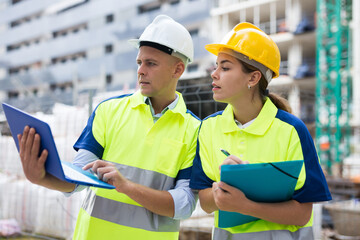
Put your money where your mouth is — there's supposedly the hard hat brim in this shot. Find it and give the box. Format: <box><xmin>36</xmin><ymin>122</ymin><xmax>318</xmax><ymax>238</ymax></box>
<box><xmin>128</xmin><ymin>39</ymin><xmax>141</xmax><ymax>48</ymax></box>
<box><xmin>205</xmin><ymin>43</ymin><xmax>279</xmax><ymax>78</ymax></box>
<box><xmin>128</xmin><ymin>39</ymin><xmax>193</xmax><ymax>64</ymax></box>
<box><xmin>129</xmin><ymin>38</ymin><xmax>175</xmax><ymax>52</ymax></box>
<box><xmin>205</xmin><ymin>43</ymin><xmax>225</xmax><ymax>57</ymax></box>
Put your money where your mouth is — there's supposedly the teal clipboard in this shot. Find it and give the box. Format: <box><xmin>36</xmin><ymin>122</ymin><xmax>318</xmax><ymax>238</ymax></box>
<box><xmin>219</xmin><ymin>160</ymin><xmax>304</xmax><ymax>228</ymax></box>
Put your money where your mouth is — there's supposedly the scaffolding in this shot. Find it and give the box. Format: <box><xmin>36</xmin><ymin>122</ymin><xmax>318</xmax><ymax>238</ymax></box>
<box><xmin>177</xmin><ymin>77</ymin><xmax>226</xmax><ymax>119</ymax></box>
<box><xmin>315</xmin><ymin>0</ymin><xmax>352</xmax><ymax>175</ymax></box>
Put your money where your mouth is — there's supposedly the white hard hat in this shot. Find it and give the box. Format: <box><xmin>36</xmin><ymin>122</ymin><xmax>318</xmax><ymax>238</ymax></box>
<box><xmin>129</xmin><ymin>15</ymin><xmax>194</xmax><ymax>65</ymax></box>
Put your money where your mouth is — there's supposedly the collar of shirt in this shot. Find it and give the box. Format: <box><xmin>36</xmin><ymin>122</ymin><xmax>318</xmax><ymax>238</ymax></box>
<box><xmin>235</xmin><ymin>118</ymin><xmax>256</xmax><ymax>129</ymax></box>
<box><xmin>221</xmin><ymin>97</ymin><xmax>277</xmax><ymax>135</ymax></box>
<box><xmin>144</xmin><ymin>94</ymin><xmax>179</xmax><ymax>122</ymax></box>
<box><xmin>129</xmin><ymin>91</ymin><xmax>188</xmax><ymax>120</ymax></box>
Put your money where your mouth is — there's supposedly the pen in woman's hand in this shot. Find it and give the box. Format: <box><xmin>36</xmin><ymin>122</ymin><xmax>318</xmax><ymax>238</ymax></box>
<box><xmin>220</xmin><ymin>148</ymin><xmax>230</xmax><ymax>157</ymax></box>
<box><xmin>220</xmin><ymin>149</ymin><xmax>247</xmax><ymax>165</ymax></box>
<box><xmin>218</xmin><ymin>149</ymin><xmax>231</xmax><ymax>193</ymax></box>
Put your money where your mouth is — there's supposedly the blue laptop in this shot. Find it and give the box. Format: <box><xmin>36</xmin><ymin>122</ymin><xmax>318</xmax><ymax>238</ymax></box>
<box><xmin>2</xmin><ymin>102</ymin><xmax>115</xmax><ymax>189</ymax></box>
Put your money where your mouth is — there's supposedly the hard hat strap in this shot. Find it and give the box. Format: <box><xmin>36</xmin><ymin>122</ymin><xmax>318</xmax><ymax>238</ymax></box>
<box><xmin>139</xmin><ymin>41</ymin><xmax>189</xmax><ymax>67</ymax></box>
<box><xmin>172</xmin><ymin>51</ymin><xmax>189</xmax><ymax>67</ymax></box>
<box><xmin>139</xmin><ymin>41</ymin><xmax>173</xmax><ymax>56</ymax></box>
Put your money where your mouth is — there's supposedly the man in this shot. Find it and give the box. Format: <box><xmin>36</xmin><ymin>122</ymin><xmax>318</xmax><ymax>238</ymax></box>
<box><xmin>18</xmin><ymin>15</ymin><xmax>200</xmax><ymax>239</ymax></box>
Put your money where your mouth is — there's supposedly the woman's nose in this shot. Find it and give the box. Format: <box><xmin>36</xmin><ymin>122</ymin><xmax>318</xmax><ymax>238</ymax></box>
<box><xmin>211</xmin><ymin>68</ymin><xmax>218</xmax><ymax>80</ymax></box>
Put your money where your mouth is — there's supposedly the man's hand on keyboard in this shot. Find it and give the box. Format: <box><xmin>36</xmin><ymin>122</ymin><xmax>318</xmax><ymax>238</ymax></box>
<box><xmin>83</xmin><ymin>160</ymin><xmax>129</xmax><ymax>193</ymax></box>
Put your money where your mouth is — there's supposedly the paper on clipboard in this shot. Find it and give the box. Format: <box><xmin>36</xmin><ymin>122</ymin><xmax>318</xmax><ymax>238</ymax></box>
<box><xmin>218</xmin><ymin>160</ymin><xmax>304</xmax><ymax>228</ymax></box>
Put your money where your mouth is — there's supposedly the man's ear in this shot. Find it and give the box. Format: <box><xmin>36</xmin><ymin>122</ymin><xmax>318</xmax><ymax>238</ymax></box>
<box><xmin>173</xmin><ymin>61</ymin><xmax>185</xmax><ymax>79</ymax></box>
<box><xmin>248</xmin><ymin>70</ymin><xmax>262</xmax><ymax>88</ymax></box>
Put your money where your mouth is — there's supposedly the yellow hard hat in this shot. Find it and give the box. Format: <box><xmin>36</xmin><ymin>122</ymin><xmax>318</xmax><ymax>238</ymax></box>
<box><xmin>205</xmin><ymin>22</ymin><xmax>280</xmax><ymax>79</ymax></box>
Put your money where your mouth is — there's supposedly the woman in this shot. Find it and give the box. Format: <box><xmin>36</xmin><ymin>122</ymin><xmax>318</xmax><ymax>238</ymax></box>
<box><xmin>190</xmin><ymin>22</ymin><xmax>332</xmax><ymax>240</ymax></box>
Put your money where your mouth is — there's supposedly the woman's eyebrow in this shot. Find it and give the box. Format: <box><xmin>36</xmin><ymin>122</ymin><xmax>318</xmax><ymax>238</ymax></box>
<box><xmin>219</xmin><ymin>59</ymin><xmax>233</xmax><ymax>65</ymax></box>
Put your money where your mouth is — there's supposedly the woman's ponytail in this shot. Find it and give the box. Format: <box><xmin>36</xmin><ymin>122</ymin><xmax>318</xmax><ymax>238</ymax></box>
<box><xmin>267</xmin><ymin>92</ymin><xmax>292</xmax><ymax>113</ymax></box>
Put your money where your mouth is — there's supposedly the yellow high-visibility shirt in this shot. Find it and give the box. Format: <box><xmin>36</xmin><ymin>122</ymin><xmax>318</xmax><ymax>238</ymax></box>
<box><xmin>73</xmin><ymin>90</ymin><xmax>200</xmax><ymax>240</ymax></box>
<box><xmin>190</xmin><ymin>98</ymin><xmax>331</xmax><ymax>239</ymax></box>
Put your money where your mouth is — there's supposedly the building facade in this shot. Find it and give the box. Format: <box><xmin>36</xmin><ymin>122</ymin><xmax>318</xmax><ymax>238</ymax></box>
<box><xmin>0</xmin><ymin>0</ymin><xmax>213</xmax><ymax>114</ymax></box>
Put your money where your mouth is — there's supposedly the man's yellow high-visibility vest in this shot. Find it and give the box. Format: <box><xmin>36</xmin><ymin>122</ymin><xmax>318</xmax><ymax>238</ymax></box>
<box><xmin>73</xmin><ymin>91</ymin><xmax>200</xmax><ymax>240</ymax></box>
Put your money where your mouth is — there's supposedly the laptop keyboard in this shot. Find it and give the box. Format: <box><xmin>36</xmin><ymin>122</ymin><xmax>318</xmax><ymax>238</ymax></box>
<box><xmin>62</xmin><ymin>163</ymin><xmax>99</xmax><ymax>185</ymax></box>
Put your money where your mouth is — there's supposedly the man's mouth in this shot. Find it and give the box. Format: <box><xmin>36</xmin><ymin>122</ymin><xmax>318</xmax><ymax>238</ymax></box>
<box><xmin>139</xmin><ymin>81</ymin><xmax>150</xmax><ymax>85</ymax></box>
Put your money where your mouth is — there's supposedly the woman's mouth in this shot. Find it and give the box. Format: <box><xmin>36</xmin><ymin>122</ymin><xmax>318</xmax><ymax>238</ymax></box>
<box><xmin>212</xmin><ymin>83</ymin><xmax>220</xmax><ymax>91</ymax></box>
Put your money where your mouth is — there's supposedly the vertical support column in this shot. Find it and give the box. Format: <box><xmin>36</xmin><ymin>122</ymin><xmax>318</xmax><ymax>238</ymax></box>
<box><xmin>290</xmin><ymin>0</ymin><xmax>301</xmax><ymax>32</ymax></box>
<box><xmin>221</xmin><ymin>14</ymin><xmax>229</xmax><ymax>40</ymax></box>
<box><xmin>270</xmin><ymin>2</ymin><xmax>277</xmax><ymax>35</ymax></box>
<box><xmin>352</xmin><ymin>0</ymin><xmax>360</xmax><ymax>126</ymax></box>
<box><xmin>288</xmin><ymin>84</ymin><xmax>301</xmax><ymax>117</ymax></box>
<box><xmin>285</xmin><ymin>0</ymin><xmax>292</xmax><ymax>32</ymax></box>
<box><xmin>212</xmin><ymin>15</ymin><xmax>221</xmax><ymax>42</ymax></box>
<box><xmin>288</xmin><ymin>41</ymin><xmax>302</xmax><ymax>78</ymax></box>
<box><xmin>253</xmin><ymin>5</ymin><xmax>259</xmax><ymax>27</ymax></box>
<box><xmin>240</xmin><ymin>8</ymin><xmax>246</xmax><ymax>23</ymax></box>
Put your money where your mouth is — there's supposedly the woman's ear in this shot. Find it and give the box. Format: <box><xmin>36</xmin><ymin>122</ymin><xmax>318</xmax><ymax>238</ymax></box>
<box><xmin>248</xmin><ymin>70</ymin><xmax>262</xmax><ymax>88</ymax></box>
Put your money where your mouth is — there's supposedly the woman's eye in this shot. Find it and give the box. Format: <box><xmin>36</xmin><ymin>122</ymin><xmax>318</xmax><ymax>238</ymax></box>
<box><xmin>222</xmin><ymin>67</ymin><xmax>229</xmax><ymax>71</ymax></box>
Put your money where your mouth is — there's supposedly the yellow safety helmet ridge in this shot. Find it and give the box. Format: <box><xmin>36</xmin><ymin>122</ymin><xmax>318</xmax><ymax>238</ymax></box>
<box><xmin>205</xmin><ymin>22</ymin><xmax>281</xmax><ymax>78</ymax></box>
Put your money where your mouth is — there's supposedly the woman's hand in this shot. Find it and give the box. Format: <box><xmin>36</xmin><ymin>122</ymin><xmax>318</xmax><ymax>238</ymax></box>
<box><xmin>212</xmin><ymin>181</ymin><xmax>251</xmax><ymax>214</ymax></box>
<box><xmin>219</xmin><ymin>154</ymin><xmax>248</xmax><ymax>172</ymax></box>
